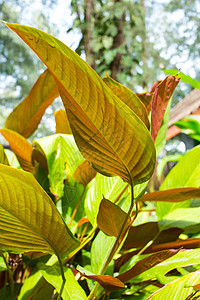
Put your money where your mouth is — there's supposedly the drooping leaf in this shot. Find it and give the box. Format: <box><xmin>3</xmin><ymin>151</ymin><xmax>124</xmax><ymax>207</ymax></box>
<box><xmin>33</xmin><ymin>134</ymin><xmax>84</xmax><ymax>198</ymax></box>
<box><xmin>102</xmin><ymin>73</ymin><xmax>149</xmax><ymax>128</ymax></box>
<box><xmin>73</xmin><ymin>160</ymin><xmax>97</xmax><ymax>187</ymax></box>
<box><xmin>5</xmin><ymin>22</ymin><xmax>156</xmax><ymax>185</ymax></box>
<box><xmin>97</xmin><ymin>198</ymin><xmax>130</xmax><ymax>237</ymax></box>
<box><xmin>117</xmin><ymin>249</ymin><xmax>180</xmax><ymax>284</ymax></box>
<box><xmin>31</xmin><ymin>145</ymin><xmax>49</xmax><ymax>174</ymax></box>
<box><xmin>77</xmin><ymin>265</ymin><xmax>125</xmax><ymax>291</ymax></box>
<box><xmin>5</xmin><ymin>69</ymin><xmax>59</xmax><ymax>138</ymax></box>
<box><xmin>38</xmin><ymin>263</ymin><xmax>87</xmax><ymax>300</ymax></box>
<box><xmin>0</xmin><ymin>128</ymin><xmax>34</xmax><ymax>172</ymax></box>
<box><xmin>164</xmin><ymin>69</ymin><xmax>200</xmax><ymax>89</ymax></box>
<box><xmin>151</xmin><ymin>75</ymin><xmax>179</xmax><ymax>142</ymax></box>
<box><xmin>139</xmin><ymin>187</ymin><xmax>200</xmax><ymax>203</ymax></box>
<box><xmin>148</xmin><ymin>271</ymin><xmax>200</xmax><ymax>300</ymax></box>
<box><xmin>54</xmin><ymin>109</ymin><xmax>72</xmax><ymax>134</ymax></box>
<box><xmin>0</xmin><ymin>144</ymin><xmax>9</xmax><ymax>165</ymax></box>
<box><xmin>159</xmin><ymin>207</ymin><xmax>200</xmax><ymax>234</ymax></box>
<box><xmin>156</xmin><ymin>145</ymin><xmax>200</xmax><ymax>219</ymax></box>
<box><xmin>0</xmin><ymin>164</ymin><xmax>79</xmax><ymax>257</ymax></box>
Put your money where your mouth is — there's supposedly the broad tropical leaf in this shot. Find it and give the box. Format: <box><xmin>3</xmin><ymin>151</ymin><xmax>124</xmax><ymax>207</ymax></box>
<box><xmin>139</xmin><ymin>187</ymin><xmax>200</xmax><ymax>203</ymax></box>
<box><xmin>0</xmin><ymin>128</ymin><xmax>34</xmax><ymax>172</ymax></box>
<box><xmin>0</xmin><ymin>144</ymin><xmax>9</xmax><ymax>165</ymax></box>
<box><xmin>38</xmin><ymin>263</ymin><xmax>87</xmax><ymax>300</ymax></box>
<box><xmin>33</xmin><ymin>134</ymin><xmax>84</xmax><ymax>198</ymax></box>
<box><xmin>54</xmin><ymin>109</ymin><xmax>72</xmax><ymax>134</ymax></box>
<box><xmin>129</xmin><ymin>249</ymin><xmax>200</xmax><ymax>283</ymax></box>
<box><xmin>148</xmin><ymin>271</ymin><xmax>200</xmax><ymax>300</ymax></box>
<box><xmin>5</xmin><ymin>69</ymin><xmax>59</xmax><ymax>138</ymax></box>
<box><xmin>156</xmin><ymin>145</ymin><xmax>200</xmax><ymax>219</ymax></box>
<box><xmin>102</xmin><ymin>73</ymin><xmax>149</xmax><ymax>128</ymax></box>
<box><xmin>117</xmin><ymin>249</ymin><xmax>180</xmax><ymax>283</ymax></box>
<box><xmin>5</xmin><ymin>22</ymin><xmax>156</xmax><ymax>185</ymax></box>
<box><xmin>97</xmin><ymin>198</ymin><xmax>130</xmax><ymax>237</ymax></box>
<box><xmin>151</xmin><ymin>75</ymin><xmax>179</xmax><ymax>142</ymax></box>
<box><xmin>0</xmin><ymin>164</ymin><xmax>79</xmax><ymax>257</ymax></box>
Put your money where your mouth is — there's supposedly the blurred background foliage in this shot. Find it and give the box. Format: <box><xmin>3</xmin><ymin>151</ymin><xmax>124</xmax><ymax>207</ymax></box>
<box><xmin>0</xmin><ymin>0</ymin><xmax>200</xmax><ymax>143</ymax></box>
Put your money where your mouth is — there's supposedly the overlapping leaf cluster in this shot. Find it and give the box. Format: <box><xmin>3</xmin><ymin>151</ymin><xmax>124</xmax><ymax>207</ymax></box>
<box><xmin>0</xmin><ymin>22</ymin><xmax>200</xmax><ymax>299</ymax></box>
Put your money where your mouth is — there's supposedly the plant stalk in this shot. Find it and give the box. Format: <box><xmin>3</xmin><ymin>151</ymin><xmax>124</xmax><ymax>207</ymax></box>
<box><xmin>88</xmin><ymin>177</ymin><xmax>135</xmax><ymax>299</ymax></box>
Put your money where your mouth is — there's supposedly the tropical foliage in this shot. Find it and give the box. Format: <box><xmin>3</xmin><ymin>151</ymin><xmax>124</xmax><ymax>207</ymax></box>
<box><xmin>1</xmin><ymin>22</ymin><xmax>200</xmax><ymax>299</ymax></box>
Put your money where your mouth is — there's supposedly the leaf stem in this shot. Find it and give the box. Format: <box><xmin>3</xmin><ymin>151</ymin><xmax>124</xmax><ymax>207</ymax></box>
<box><xmin>57</xmin><ymin>254</ymin><xmax>66</xmax><ymax>300</ymax></box>
<box><xmin>88</xmin><ymin>178</ymin><xmax>135</xmax><ymax>299</ymax></box>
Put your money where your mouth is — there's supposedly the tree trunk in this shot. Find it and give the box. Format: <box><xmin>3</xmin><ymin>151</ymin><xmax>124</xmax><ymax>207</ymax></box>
<box><xmin>84</xmin><ymin>0</ymin><xmax>96</xmax><ymax>69</ymax></box>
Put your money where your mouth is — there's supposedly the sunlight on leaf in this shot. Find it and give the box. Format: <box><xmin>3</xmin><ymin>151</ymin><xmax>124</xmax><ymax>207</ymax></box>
<box><xmin>5</xmin><ymin>69</ymin><xmax>59</xmax><ymax>138</ymax></box>
<box><xmin>0</xmin><ymin>145</ymin><xmax>9</xmax><ymax>165</ymax></box>
<box><xmin>0</xmin><ymin>164</ymin><xmax>79</xmax><ymax>258</ymax></box>
<box><xmin>0</xmin><ymin>128</ymin><xmax>34</xmax><ymax>172</ymax></box>
<box><xmin>5</xmin><ymin>22</ymin><xmax>156</xmax><ymax>185</ymax></box>
<box><xmin>54</xmin><ymin>109</ymin><xmax>72</xmax><ymax>134</ymax></box>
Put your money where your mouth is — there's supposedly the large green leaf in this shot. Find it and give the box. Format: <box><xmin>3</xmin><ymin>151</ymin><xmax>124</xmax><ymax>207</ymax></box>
<box><xmin>175</xmin><ymin>115</ymin><xmax>200</xmax><ymax>142</ymax></box>
<box><xmin>159</xmin><ymin>207</ymin><xmax>200</xmax><ymax>233</ymax></box>
<box><xmin>148</xmin><ymin>271</ymin><xmax>200</xmax><ymax>300</ymax></box>
<box><xmin>0</xmin><ymin>164</ymin><xmax>79</xmax><ymax>258</ymax></box>
<box><xmin>38</xmin><ymin>263</ymin><xmax>87</xmax><ymax>300</ymax></box>
<box><xmin>0</xmin><ymin>128</ymin><xmax>34</xmax><ymax>172</ymax></box>
<box><xmin>5</xmin><ymin>22</ymin><xmax>156</xmax><ymax>185</ymax></box>
<box><xmin>33</xmin><ymin>134</ymin><xmax>84</xmax><ymax>198</ymax></box>
<box><xmin>124</xmin><ymin>249</ymin><xmax>200</xmax><ymax>283</ymax></box>
<box><xmin>156</xmin><ymin>145</ymin><xmax>200</xmax><ymax>219</ymax></box>
<box><xmin>5</xmin><ymin>69</ymin><xmax>59</xmax><ymax>138</ymax></box>
<box><xmin>84</xmin><ymin>174</ymin><xmax>129</xmax><ymax>226</ymax></box>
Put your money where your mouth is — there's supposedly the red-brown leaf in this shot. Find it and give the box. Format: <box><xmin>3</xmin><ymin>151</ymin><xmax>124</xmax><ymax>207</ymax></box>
<box><xmin>151</xmin><ymin>75</ymin><xmax>180</xmax><ymax>142</ymax></box>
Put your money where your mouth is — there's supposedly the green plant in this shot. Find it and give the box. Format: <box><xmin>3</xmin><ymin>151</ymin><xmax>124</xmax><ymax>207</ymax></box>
<box><xmin>1</xmin><ymin>22</ymin><xmax>200</xmax><ymax>300</ymax></box>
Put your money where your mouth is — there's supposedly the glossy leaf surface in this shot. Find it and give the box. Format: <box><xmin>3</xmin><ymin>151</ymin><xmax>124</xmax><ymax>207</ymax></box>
<box><xmin>5</xmin><ymin>69</ymin><xmax>59</xmax><ymax>138</ymax></box>
<box><xmin>0</xmin><ymin>164</ymin><xmax>79</xmax><ymax>257</ymax></box>
<box><xmin>151</xmin><ymin>75</ymin><xmax>179</xmax><ymax>142</ymax></box>
<box><xmin>54</xmin><ymin>109</ymin><xmax>72</xmax><ymax>134</ymax></box>
<box><xmin>0</xmin><ymin>128</ymin><xmax>34</xmax><ymax>172</ymax></box>
<box><xmin>97</xmin><ymin>198</ymin><xmax>130</xmax><ymax>237</ymax></box>
<box><xmin>102</xmin><ymin>73</ymin><xmax>149</xmax><ymax>128</ymax></box>
<box><xmin>156</xmin><ymin>145</ymin><xmax>200</xmax><ymax>219</ymax></box>
<box><xmin>148</xmin><ymin>271</ymin><xmax>200</xmax><ymax>300</ymax></box>
<box><xmin>5</xmin><ymin>22</ymin><xmax>156</xmax><ymax>185</ymax></box>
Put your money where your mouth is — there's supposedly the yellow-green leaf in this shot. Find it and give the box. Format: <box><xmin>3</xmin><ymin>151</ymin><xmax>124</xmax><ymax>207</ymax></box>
<box><xmin>54</xmin><ymin>109</ymin><xmax>72</xmax><ymax>134</ymax></box>
<box><xmin>102</xmin><ymin>73</ymin><xmax>149</xmax><ymax>128</ymax></box>
<box><xmin>0</xmin><ymin>145</ymin><xmax>9</xmax><ymax>165</ymax></box>
<box><xmin>0</xmin><ymin>128</ymin><xmax>34</xmax><ymax>172</ymax></box>
<box><xmin>0</xmin><ymin>164</ymin><xmax>79</xmax><ymax>258</ymax></box>
<box><xmin>5</xmin><ymin>23</ymin><xmax>156</xmax><ymax>185</ymax></box>
<box><xmin>5</xmin><ymin>69</ymin><xmax>59</xmax><ymax>138</ymax></box>
<box><xmin>73</xmin><ymin>160</ymin><xmax>97</xmax><ymax>187</ymax></box>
